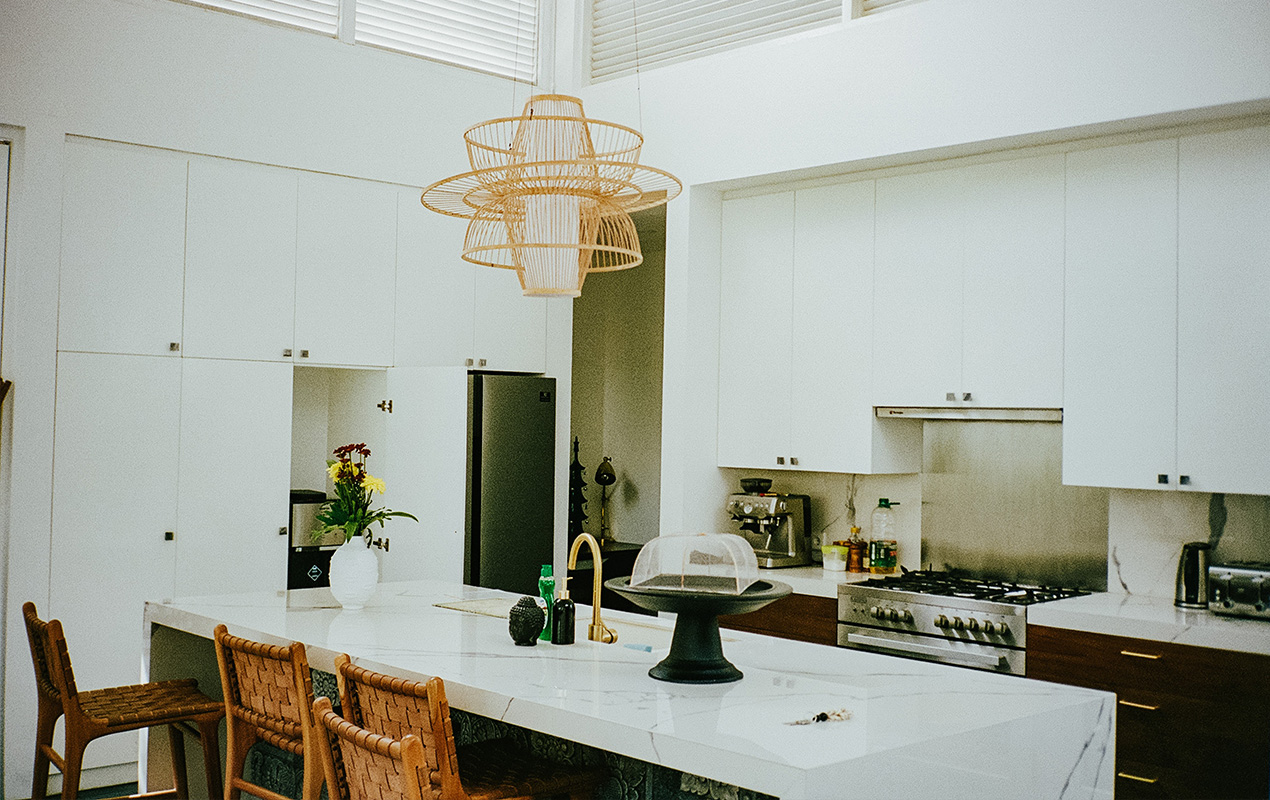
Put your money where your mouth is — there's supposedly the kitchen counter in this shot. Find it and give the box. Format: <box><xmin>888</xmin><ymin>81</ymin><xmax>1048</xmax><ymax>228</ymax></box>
<box><xmin>146</xmin><ymin>580</ymin><xmax>1113</xmax><ymax>799</ymax></box>
<box><xmin>758</xmin><ymin>565</ymin><xmax>873</xmax><ymax>598</ymax></box>
<box><xmin>1028</xmin><ymin>591</ymin><xmax>1270</xmax><ymax>656</ymax></box>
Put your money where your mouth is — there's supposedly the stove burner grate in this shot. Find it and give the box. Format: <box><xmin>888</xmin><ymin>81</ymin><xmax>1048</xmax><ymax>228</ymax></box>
<box><xmin>858</xmin><ymin>570</ymin><xmax>1089</xmax><ymax>606</ymax></box>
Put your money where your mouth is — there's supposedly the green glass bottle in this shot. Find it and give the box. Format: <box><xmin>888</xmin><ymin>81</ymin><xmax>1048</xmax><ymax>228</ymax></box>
<box><xmin>538</xmin><ymin>564</ymin><xmax>555</xmax><ymax>641</ymax></box>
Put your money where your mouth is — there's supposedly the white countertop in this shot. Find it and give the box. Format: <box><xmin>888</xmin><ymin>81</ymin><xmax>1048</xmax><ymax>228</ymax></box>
<box><xmin>1028</xmin><ymin>592</ymin><xmax>1270</xmax><ymax>656</ymax></box>
<box><xmin>759</xmin><ymin>565</ymin><xmax>873</xmax><ymax>598</ymax></box>
<box><xmin>146</xmin><ymin>580</ymin><xmax>1113</xmax><ymax>800</ymax></box>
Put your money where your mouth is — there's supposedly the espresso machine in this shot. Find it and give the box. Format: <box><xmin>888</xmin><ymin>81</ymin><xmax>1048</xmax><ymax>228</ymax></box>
<box><xmin>726</xmin><ymin>492</ymin><xmax>813</xmax><ymax>568</ymax></box>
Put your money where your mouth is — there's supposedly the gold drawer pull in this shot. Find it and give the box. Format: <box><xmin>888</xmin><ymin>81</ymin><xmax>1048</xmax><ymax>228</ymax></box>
<box><xmin>1117</xmin><ymin>772</ymin><xmax>1159</xmax><ymax>784</ymax></box>
<box><xmin>1119</xmin><ymin>649</ymin><xmax>1163</xmax><ymax>660</ymax></box>
<box><xmin>1118</xmin><ymin>699</ymin><xmax>1159</xmax><ymax>711</ymax></box>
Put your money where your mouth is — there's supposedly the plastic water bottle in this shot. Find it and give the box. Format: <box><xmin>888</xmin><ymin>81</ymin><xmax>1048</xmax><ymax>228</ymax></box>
<box><xmin>869</xmin><ymin>499</ymin><xmax>899</xmax><ymax>574</ymax></box>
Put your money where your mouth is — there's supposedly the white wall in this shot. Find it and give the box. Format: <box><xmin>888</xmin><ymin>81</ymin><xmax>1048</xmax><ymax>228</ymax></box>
<box><xmin>571</xmin><ymin>0</ymin><xmax>1270</xmax><ymax>545</ymax></box>
<box><xmin>0</xmin><ymin>0</ymin><xmax>532</xmax><ymax>792</ymax></box>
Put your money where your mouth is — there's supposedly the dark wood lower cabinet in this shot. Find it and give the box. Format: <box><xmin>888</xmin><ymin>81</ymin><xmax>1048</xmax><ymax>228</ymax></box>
<box><xmin>718</xmin><ymin>593</ymin><xmax>837</xmax><ymax>646</ymax></box>
<box><xmin>1028</xmin><ymin>624</ymin><xmax>1270</xmax><ymax>800</ymax></box>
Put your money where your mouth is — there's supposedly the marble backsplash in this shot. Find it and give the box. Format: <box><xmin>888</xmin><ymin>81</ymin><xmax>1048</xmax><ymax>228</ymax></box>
<box><xmin>1108</xmin><ymin>490</ymin><xmax>1270</xmax><ymax>598</ymax></box>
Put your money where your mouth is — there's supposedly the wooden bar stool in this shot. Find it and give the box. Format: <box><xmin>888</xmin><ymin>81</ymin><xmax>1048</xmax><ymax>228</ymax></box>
<box><xmin>313</xmin><ymin>696</ymin><xmax>432</xmax><ymax>800</ymax></box>
<box><xmin>22</xmin><ymin>602</ymin><xmax>225</xmax><ymax>800</ymax></box>
<box><xmin>332</xmin><ymin>654</ymin><xmax>608</xmax><ymax>800</ymax></box>
<box><xmin>212</xmin><ymin>624</ymin><xmax>323</xmax><ymax>800</ymax></box>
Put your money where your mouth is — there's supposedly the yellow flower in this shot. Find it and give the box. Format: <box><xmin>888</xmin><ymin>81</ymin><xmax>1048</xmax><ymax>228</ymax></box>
<box><xmin>362</xmin><ymin>474</ymin><xmax>386</xmax><ymax>495</ymax></box>
<box><xmin>327</xmin><ymin>462</ymin><xmax>341</xmax><ymax>481</ymax></box>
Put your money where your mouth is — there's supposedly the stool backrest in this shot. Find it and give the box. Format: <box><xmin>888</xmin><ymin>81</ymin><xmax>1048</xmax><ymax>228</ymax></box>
<box><xmin>22</xmin><ymin>602</ymin><xmax>80</xmax><ymax>711</ymax></box>
<box><xmin>314</xmin><ymin>696</ymin><xmax>430</xmax><ymax>800</ymax></box>
<box><xmin>333</xmin><ymin>654</ymin><xmax>463</xmax><ymax>800</ymax></box>
<box><xmin>213</xmin><ymin>624</ymin><xmax>315</xmax><ymax>751</ymax></box>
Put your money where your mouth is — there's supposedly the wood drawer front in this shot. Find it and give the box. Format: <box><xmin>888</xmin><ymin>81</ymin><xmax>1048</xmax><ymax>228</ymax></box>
<box><xmin>1116</xmin><ymin>688</ymin><xmax>1270</xmax><ymax>775</ymax></box>
<box><xmin>719</xmin><ymin>593</ymin><xmax>837</xmax><ymax>646</ymax></box>
<box><xmin>1116</xmin><ymin>756</ymin><xmax>1267</xmax><ymax>800</ymax></box>
<box><xmin>1028</xmin><ymin>625</ymin><xmax>1270</xmax><ymax>708</ymax></box>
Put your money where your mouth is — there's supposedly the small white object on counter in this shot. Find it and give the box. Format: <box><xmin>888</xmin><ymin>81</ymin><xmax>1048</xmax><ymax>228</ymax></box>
<box><xmin>147</xmin><ymin>579</ymin><xmax>1113</xmax><ymax>800</ymax></box>
<box><xmin>1028</xmin><ymin>592</ymin><xmax>1270</xmax><ymax>656</ymax></box>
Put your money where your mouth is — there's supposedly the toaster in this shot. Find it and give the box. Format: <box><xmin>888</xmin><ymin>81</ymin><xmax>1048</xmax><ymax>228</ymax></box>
<box><xmin>1208</xmin><ymin>561</ymin><xmax>1270</xmax><ymax>620</ymax></box>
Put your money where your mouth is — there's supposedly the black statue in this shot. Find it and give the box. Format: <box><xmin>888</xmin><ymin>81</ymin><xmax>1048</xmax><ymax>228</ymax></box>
<box><xmin>508</xmin><ymin>596</ymin><xmax>546</xmax><ymax>646</ymax></box>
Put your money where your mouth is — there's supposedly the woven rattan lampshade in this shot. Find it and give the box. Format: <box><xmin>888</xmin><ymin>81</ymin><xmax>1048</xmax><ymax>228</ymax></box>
<box><xmin>421</xmin><ymin>95</ymin><xmax>681</xmax><ymax>297</ymax></box>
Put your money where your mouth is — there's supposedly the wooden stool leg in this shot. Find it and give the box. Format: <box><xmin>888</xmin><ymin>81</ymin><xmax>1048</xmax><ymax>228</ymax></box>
<box><xmin>167</xmin><ymin>725</ymin><xmax>189</xmax><ymax>800</ymax></box>
<box><xmin>31</xmin><ymin>700</ymin><xmax>59</xmax><ymax>800</ymax></box>
<box><xmin>197</xmin><ymin>719</ymin><xmax>224</xmax><ymax>800</ymax></box>
<box><xmin>59</xmin><ymin>730</ymin><xmax>86</xmax><ymax>800</ymax></box>
<box><xmin>224</xmin><ymin>718</ymin><xmax>254</xmax><ymax>800</ymax></box>
<box><xmin>300</xmin><ymin>744</ymin><xmax>323</xmax><ymax>800</ymax></box>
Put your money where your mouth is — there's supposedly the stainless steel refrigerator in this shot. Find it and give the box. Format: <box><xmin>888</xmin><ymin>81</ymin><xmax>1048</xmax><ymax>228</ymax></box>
<box><xmin>465</xmin><ymin>373</ymin><xmax>556</xmax><ymax>596</ymax></box>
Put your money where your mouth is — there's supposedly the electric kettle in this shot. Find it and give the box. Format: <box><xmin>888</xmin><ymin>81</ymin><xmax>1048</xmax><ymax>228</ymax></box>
<box><xmin>1175</xmin><ymin>541</ymin><xmax>1211</xmax><ymax>609</ymax></box>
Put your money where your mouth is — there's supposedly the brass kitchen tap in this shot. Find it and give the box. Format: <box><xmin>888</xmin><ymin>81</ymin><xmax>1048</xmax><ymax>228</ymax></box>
<box><xmin>567</xmin><ymin>533</ymin><xmax>618</xmax><ymax>644</ymax></box>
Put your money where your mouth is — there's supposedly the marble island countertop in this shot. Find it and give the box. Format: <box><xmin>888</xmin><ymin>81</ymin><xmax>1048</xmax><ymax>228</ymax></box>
<box><xmin>1028</xmin><ymin>591</ymin><xmax>1270</xmax><ymax>656</ymax></box>
<box><xmin>146</xmin><ymin>580</ymin><xmax>1114</xmax><ymax>800</ymax></box>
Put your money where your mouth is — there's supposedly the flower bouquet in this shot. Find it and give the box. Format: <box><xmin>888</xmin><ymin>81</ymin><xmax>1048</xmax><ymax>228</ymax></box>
<box><xmin>315</xmin><ymin>443</ymin><xmax>417</xmax><ymax>549</ymax></box>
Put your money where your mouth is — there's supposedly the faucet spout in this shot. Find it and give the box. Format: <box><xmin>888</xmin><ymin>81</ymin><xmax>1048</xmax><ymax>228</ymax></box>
<box><xmin>567</xmin><ymin>533</ymin><xmax>618</xmax><ymax>644</ymax></box>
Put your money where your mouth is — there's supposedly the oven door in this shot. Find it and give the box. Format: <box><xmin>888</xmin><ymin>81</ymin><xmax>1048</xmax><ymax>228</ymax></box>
<box><xmin>837</xmin><ymin>624</ymin><xmax>1024</xmax><ymax>675</ymax></box>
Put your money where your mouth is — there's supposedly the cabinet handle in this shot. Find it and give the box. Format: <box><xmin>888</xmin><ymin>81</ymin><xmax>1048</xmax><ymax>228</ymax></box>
<box><xmin>278</xmin><ymin>527</ymin><xmax>288</xmax><ymax>536</ymax></box>
<box><xmin>169</xmin><ymin>342</ymin><xmax>180</xmax><ymax>352</ymax></box>
<box><xmin>283</xmin><ymin>348</ymin><xmax>293</xmax><ymax>358</ymax></box>
<box><xmin>776</xmin><ymin>457</ymin><xmax>785</xmax><ymax>465</ymax></box>
<box><xmin>1117</xmin><ymin>772</ymin><xmax>1158</xmax><ymax>785</ymax></box>
<box><xmin>1157</xmin><ymin>474</ymin><xmax>1169</xmax><ymax>485</ymax></box>
<box><xmin>946</xmin><ymin>392</ymin><xmax>956</xmax><ymax>401</ymax></box>
<box><xmin>790</xmin><ymin>456</ymin><xmax>799</xmax><ymax>466</ymax></box>
<box><xmin>164</xmin><ymin>531</ymin><xmax>174</xmax><ymax>541</ymax></box>
<box><xmin>300</xmin><ymin>350</ymin><xmax>309</xmax><ymax>358</ymax></box>
<box><xmin>1179</xmin><ymin>475</ymin><xmax>1191</xmax><ymax>486</ymax></box>
<box><xmin>1120</xmin><ymin>649</ymin><xmax>1163</xmax><ymax>660</ymax></box>
<box><xmin>478</xmin><ymin>358</ymin><xmax>487</xmax><ymax>367</ymax></box>
<box><xmin>962</xmin><ymin>392</ymin><xmax>972</xmax><ymax>401</ymax></box>
<box><xmin>465</xmin><ymin>358</ymin><xmax>474</xmax><ymax>367</ymax></box>
<box><xmin>1117</xmin><ymin>699</ymin><xmax>1159</xmax><ymax>711</ymax></box>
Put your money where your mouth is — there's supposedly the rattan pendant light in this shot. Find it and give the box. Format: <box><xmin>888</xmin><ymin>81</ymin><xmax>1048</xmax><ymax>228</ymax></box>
<box><xmin>420</xmin><ymin>94</ymin><xmax>681</xmax><ymax>297</ymax></box>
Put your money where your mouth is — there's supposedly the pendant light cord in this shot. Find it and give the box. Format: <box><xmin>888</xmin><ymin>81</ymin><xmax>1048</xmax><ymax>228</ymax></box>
<box><xmin>631</xmin><ymin>0</ymin><xmax>643</xmax><ymax>131</ymax></box>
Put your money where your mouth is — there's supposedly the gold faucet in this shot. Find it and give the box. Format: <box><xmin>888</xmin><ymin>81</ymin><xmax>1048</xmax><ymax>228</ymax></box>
<box><xmin>567</xmin><ymin>533</ymin><xmax>618</xmax><ymax>644</ymax></box>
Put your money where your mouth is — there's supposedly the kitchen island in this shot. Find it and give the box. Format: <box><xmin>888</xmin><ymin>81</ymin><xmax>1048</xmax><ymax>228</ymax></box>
<box><xmin>144</xmin><ymin>579</ymin><xmax>1114</xmax><ymax>800</ymax></box>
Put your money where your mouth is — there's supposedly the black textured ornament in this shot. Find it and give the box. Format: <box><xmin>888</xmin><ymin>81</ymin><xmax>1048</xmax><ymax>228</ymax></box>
<box><xmin>508</xmin><ymin>596</ymin><xmax>546</xmax><ymax>646</ymax></box>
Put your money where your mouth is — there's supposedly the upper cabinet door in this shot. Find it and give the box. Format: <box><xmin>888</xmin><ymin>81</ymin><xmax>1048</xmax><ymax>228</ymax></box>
<box><xmin>1063</xmin><ymin>139</ymin><xmax>1179</xmax><ymax>490</ymax></box>
<box><xmin>717</xmin><ymin>191</ymin><xmax>795</xmax><ymax>469</ymax></box>
<box><xmin>873</xmin><ymin>168</ymin><xmax>964</xmax><ymax>406</ymax></box>
<box><xmin>296</xmin><ymin>173</ymin><xmax>398</xmax><ymax>367</ymax></box>
<box><xmin>394</xmin><ymin>187</ymin><xmax>476</xmax><ymax>367</ymax></box>
<box><xmin>59</xmin><ymin>139</ymin><xmax>188</xmax><ymax>356</ymax></box>
<box><xmin>184</xmin><ymin>158</ymin><xmax>298</xmax><ymax>361</ymax></box>
<box><xmin>175</xmin><ymin>358</ymin><xmax>293</xmax><ymax>598</ymax></box>
<box><xmin>473</xmin><ymin>267</ymin><xmax>548</xmax><ymax>372</ymax></box>
<box><xmin>790</xmin><ymin>182</ymin><xmax>874</xmax><ymax>472</ymax></box>
<box><xmin>1177</xmin><ymin>126</ymin><xmax>1270</xmax><ymax>495</ymax></box>
<box><xmin>960</xmin><ymin>154</ymin><xmax>1065</xmax><ymax>408</ymax></box>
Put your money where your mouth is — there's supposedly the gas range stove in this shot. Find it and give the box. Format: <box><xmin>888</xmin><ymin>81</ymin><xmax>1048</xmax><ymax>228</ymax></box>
<box><xmin>837</xmin><ymin>570</ymin><xmax>1090</xmax><ymax>675</ymax></box>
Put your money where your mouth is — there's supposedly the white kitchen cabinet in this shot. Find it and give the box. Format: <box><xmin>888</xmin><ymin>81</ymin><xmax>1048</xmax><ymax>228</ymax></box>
<box><xmin>873</xmin><ymin>154</ymin><xmax>1065</xmax><ymax>408</ymax></box>
<box><xmin>50</xmin><ymin>352</ymin><xmax>181</xmax><ymax>771</ymax></box>
<box><xmin>1062</xmin><ymin>138</ymin><xmax>1183</xmax><ymax>491</ymax></box>
<box><xmin>58</xmin><ymin>139</ymin><xmax>188</xmax><ymax>357</ymax></box>
<box><xmin>1176</xmin><ymin>127</ymin><xmax>1270</xmax><ymax>495</ymax></box>
<box><xmin>175</xmin><ymin>359</ymin><xmax>293</xmax><ymax>597</ymax></box>
<box><xmin>717</xmin><ymin>186</ymin><xmax>920</xmax><ymax>473</ymax></box>
<box><xmin>183</xmin><ymin>158</ymin><xmax>298</xmax><ymax>362</ymax></box>
<box><xmin>473</xmin><ymin>267</ymin><xmax>548</xmax><ymax>372</ymax></box>
<box><xmin>296</xmin><ymin>172</ymin><xmax>398</xmax><ymax>368</ymax></box>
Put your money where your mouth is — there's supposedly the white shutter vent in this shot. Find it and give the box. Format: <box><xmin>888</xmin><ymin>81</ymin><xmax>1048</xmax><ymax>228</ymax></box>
<box><xmin>591</xmin><ymin>0</ymin><xmax>841</xmax><ymax>82</ymax></box>
<box><xmin>355</xmin><ymin>0</ymin><xmax>538</xmax><ymax>82</ymax></box>
<box><xmin>858</xmin><ymin>0</ymin><xmax>929</xmax><ymax>16</ymax></box>
<box><xmin>179</xmin><ymin>0</ymin><xmax>340</xmax><ymax>35</ymax></box>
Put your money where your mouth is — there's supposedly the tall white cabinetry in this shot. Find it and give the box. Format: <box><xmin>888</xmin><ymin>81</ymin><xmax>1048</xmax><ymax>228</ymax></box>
<box><xmin>717</xmin><ymin>184</ymin><xmax>920</xmax><ymax>473</ymax></box>
<box><xmin>1064</xmin><ymin>128</ymin><xmax>1270</xmax><ymax>494</ymax></box>
<box><xmin>872</xmin><ymin>155</ymin><xmax>1065</xmax><ymax>408</ymax></box>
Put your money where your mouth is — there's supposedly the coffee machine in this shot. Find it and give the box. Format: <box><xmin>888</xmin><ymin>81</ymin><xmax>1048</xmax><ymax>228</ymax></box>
<box><xmin>726</xmin><ymin>492</ymin><xmax>813</xmax><ymax>568</ymax></box>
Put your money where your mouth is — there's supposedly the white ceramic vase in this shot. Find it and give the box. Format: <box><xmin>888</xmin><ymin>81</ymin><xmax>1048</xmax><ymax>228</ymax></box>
<box><xmin>328</xmin><ymin>538</ymin><xmax>379</xmax><ymax>610</ymax></box>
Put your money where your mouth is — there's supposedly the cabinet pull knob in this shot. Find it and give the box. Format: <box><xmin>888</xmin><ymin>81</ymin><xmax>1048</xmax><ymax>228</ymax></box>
<box><xmin>1119</xmin><ymin>649</ymin><xmax>1163</xmax><ymax>660</ymax></box>
<box><xmin>465</xmin><ymin>358</ymin><xmax>474</xmax><ymax>367</ymax></box>
<box><xmin>946</xmin><ymin>392</ymin><xmax>956</xmax><ymax>402</ymax></box>
<box><xmin>776</xmin><ymin>456</ymin><xmax>785</xmax><ymax>465</ymax></box>
<box><xmin>164</xmin><ymin>531</ymin><xmax>174</xmax><ymax>541</ymax></box>
<box><xmin>377</xmin><ymin>399</ymin><xmax>393</xmax><ymax>413</ymax></box>
<box><xmin>300</xmin><ymin>350</ymin><xmax>309</xmax><ymax>358</ymax></box>
<box><xmin>1117</xmin><ymin>772</ymin><xmax>1158</xmax><ymax>785</ymax></box>
<box><xmin>169</xmin><ymin>342</ymin><xmax>180</xmax><ymax>352</ymax></box>
<box><xmin>790</xmin><ymin>456</ymin><xmax>799</xmax><ymax>466</ymax></box>
<box><xmin>1117</xmin><ymin>699</ymin><xmax>1159</xmax><ymax>711</ymax></box>
<box><xmin>283</xmin><ymin>348</ymin><xmax>293</xmax><ymax>358</ymax></box>
<box><xmin>1179</xmin><ymin>474</ymin><xmax>1191</xmax><ymax>485</ymax></box>
<box><xmin>278</xmin><ymin>527</ymin><xmax>288</xmax><ymax>536</ymax></box>
<box><xmin>1157</xmin><ymin>474</ymin><xmax>1169</xmax><ymax>484</ymax></box>
<box><xmin>962</xmin><ymin>392</ymin><xmax>972</xmax><ymax>402</ymax></box>
<box><xmin>478</xmin><ymin>358</ymin><xmax>488</xmax><ymax>367</ymax></box>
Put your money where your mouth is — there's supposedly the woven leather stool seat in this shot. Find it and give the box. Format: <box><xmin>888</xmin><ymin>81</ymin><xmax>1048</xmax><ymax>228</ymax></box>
<box><xmin>331</xmin><ymin>654</ymin><xmax>607</xmax><ymax>800</ymax></box>
<box><xmin>214</xmin><ymin>624</ymin><xmax>323</xmax><ymax>800</ymax></box>
<box><xmin>23</xmin><ymin>602</ymin><xmax>224</xmax><ymax>800</ymax></box>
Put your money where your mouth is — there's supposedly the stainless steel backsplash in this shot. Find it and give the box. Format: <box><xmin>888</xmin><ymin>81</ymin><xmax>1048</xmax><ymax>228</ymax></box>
<box><xmin>920</xmin><ymin>421</ymin><xmax>1109</xmax><ymax>591</ymax></box>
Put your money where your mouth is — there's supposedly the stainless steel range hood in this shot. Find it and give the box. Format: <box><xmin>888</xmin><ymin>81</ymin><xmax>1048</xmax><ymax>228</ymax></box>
<box><xmin>876</xmin><ymin>406</ymin><xmax>1063</xmax><ymax>422</ymax></box>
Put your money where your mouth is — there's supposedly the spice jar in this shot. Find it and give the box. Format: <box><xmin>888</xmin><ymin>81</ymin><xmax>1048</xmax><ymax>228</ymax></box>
<box><xmin>846</xmin><ymin>527</ymin><xmax>867</xmax><ymax>572</ymax></box>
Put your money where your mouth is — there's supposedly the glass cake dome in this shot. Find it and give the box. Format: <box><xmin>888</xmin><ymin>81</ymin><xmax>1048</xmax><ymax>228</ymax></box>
<box><xmin>629</xmin><ymin>533</ymin><xmax>759</xmax><ymax>595</ymax></box>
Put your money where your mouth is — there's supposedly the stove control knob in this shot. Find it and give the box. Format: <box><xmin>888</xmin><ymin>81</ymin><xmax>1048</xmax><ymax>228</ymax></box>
<box><xmin>966</xmin><ymin>618</ymin><xmax>980</xmax><ymax>632</ymax></box>
<box><xmin>741</xmin><ymin>503</ymin><xmax>754</xmax><ymax>515</ymax></box>
<box><xmin>901</xmin><ymin>610</ymin><xmax>914</xmax><ymax>624</ymax></box>
<box><xmin>934</xmin><ymin>614</ymin><xmax>950</xmax><ymax>629</ymax></box>
<box><xmin>983</xmin><ymin>621</ymin><xmax>996</xmax><ymax>635</ymax></box>
<box><xmin>997</xmin><ymin>621</ymin><xmax>1011</xmax><ymax>637</ymax></box>
<box><xmin>886</xmin><ymin>608</ymin><xmax>900</xmax><ymax>622</ymax></box>
<box><xmin>952</xmin><ymin>617</ymin><xmax>966</xmax><ymax>631</ymax></box>
<box><xmin>870</xmin><ymin>606</ymin><xmax>883</xmax><ymax>619</ymax></box>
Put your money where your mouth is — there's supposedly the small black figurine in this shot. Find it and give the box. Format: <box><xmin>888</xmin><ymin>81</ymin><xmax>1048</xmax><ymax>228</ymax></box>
<box><xmin>509</xmin><ymin>596</ymin><xmax>546</xmax><ymax>646</ymax></box>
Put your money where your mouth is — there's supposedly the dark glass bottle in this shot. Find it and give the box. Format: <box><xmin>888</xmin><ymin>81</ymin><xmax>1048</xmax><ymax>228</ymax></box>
<box><xmin>551</xmin><ymin>579</ymin><xmax>576</xmax><ymax>645</ymax></box>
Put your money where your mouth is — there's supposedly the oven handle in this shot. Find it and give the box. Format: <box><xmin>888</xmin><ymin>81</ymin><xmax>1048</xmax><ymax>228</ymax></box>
<box><xmin>844</xmin><ymin>632</ymin><xmax>1006</xmax><ymax>669</ymax></box>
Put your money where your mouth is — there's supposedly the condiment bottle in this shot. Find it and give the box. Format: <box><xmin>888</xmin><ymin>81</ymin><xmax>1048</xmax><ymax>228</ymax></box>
<box><xmin>551</xmin><ymin>577</ymin><xmax>576</xmax><ymax>645</ymax></box>
<box><xmin>846</xmin><ymin>526</ymin><xmax>867</xmax><ymax>572</ymax></box>
<box><xmin>538</xmin><ymin>564</ymin><xmax>555</xmax><ymax>641</ymax></box>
